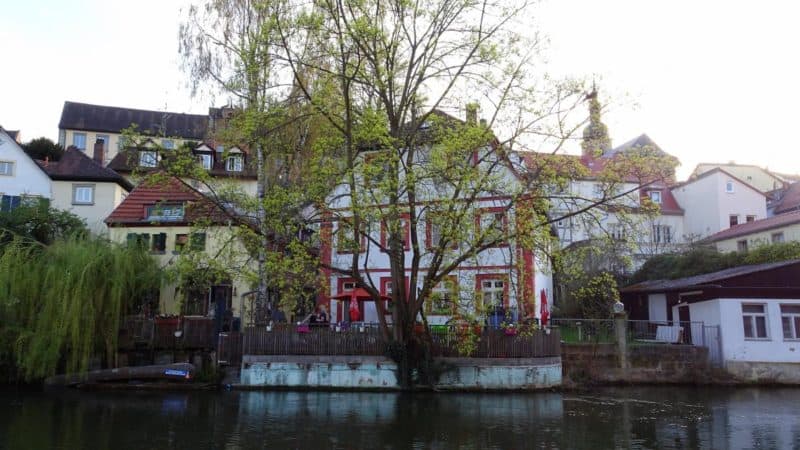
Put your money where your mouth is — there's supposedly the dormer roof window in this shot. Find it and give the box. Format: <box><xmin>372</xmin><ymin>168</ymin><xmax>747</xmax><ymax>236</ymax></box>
<box><xmin>139</xmin><ymin>150</ymin><xmax>158</xmax><ymax>168</ymax></box>
<box><xmin>648</xmin><ymin>190</ymin><xmax>662</xmax><ymax>204</ymax></box>
<box><xmin>227</xmin><ymin>154</ymin><xmax>243</xmax><ymax>172</ymax></box>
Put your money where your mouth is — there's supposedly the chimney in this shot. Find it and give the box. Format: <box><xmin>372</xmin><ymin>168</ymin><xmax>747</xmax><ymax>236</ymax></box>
<box><xmin>466</xmin><ymin>103</ymin><xmax>479</xmax><ymax>125</ymax></box>
<box><xmin>93</xmin><ymin>139</ymin><xmax>105</xmax><ymax>164</ymax></box>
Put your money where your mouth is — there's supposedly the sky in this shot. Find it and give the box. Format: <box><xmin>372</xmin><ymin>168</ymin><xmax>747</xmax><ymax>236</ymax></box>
<box><xmin>2</xmin><ymin>0</ymin><xmax>799</xmax><ymax>180</ymax></box>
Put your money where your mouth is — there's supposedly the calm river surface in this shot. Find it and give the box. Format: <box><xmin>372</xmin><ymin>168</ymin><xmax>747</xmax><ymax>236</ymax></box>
<box><xmin>1</xmin><ymin>386</ymin><xmax>799</xmax><ymax>449</ymax></box>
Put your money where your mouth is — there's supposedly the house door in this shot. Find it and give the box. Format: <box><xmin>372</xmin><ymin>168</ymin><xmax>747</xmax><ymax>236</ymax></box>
<box><xmin>211</xmin><ymin>285</ymin><xmax>233</xmax><ymax>334</ymax></box>
<box><xmin>678</xmin><ymin>305</ymin><xmax>691</xmax><ymax>344</ymax></box>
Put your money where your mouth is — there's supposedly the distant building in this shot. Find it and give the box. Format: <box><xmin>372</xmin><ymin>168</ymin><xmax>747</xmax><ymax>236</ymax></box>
<box><xmin>57</xmin><ymin>101</ymin><xmax>208</xmax><ymax>166</ymax></box>
<box><xmin>705</xmin><ymin>210</ymin><xmax>800</xmax><ymax>252</ymax></box>
<box><xmin>0</xmin><ymin>126</ymin><xmax>51</xmax><ymax>211</ymax></box>
<box><xmin>37</xmin><ymin>145</ymin><xmax>132</xmax><ymax>234</ymax></box>
<box><xmin>670</xmin><ymin>168</ymin><xmax>766</xmax><ymax>241</ymax></box>
<box><xmin>691</xmin><ymin>162</ymin><xmax>790</xmax><ymax>193</ymax></box>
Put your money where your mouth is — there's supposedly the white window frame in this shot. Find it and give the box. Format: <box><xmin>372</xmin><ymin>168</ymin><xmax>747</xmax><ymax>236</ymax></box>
<box><xmin>72</xmin><ymin>132</ymin><xmax>87</xmax><ymax>150</ymax></box>
<box><xmin>772</xmin><ymin>232</ymin><xmax>785</xmax><ymax>243</ymax></box>
<box><xmin>72</xmin><ymin>184</ymin><xmax>95</xmax><ymax>205</ymax></box>
<box><xmin>609</xmin><ymin>223</ymin><xmax>626</xmax><ymax>241</ymax></box>
<box><xmin>725</xmin><ymin>180</ymin><xmax>735</xmax><ymax>193</ymax></box>
<box><xmin>226</xmin><ymin>155</ymin><xmax>243</xmax><ymax>172</ymax></box>
<box><xmin>430</xmin><ymin>279</ymin><xmax>456</xmax><ymax>315</ymax></box>
<box><xmin>648</xmin><ymin>190</ymin><xmax>662</xmax><ymax>204</ymax></box>
<box><xmin>162</xmin><ymin>139</ymin><xmax>175</xmax><ymax>149</ymax></box>
<box><xmin>139</xmin><ymin>150</ymin><xmax>158</xmax><ymax>168</ymax></box>
<box><xmin>198</xmin><ymin>153</ymin><xmax>213</xmax><ymax>170</ymax></box>
<box><xmin>652</xmin><ymin>224</ymin><xmax>672</xmax><ymax>244</ymax></box>
<box><xmin>780</xmin><ymin>304</ymin><xmax>800</xmax><ymax>340</ymax></box>
<box><xmin>742</xmin><ymin>303</ymin><xmax>769</xmax><ymax>340</ymax></box>
<box><xmin>0</xmin><ymin>160</ymin><xmax>14</xmax><ymax>176</ymax></box>
<box><xmin>481</xmin><ymin>279</ymin><xmax>505</xmax><ymax>308</ymax></box>
<box><xmin>342</xmin><ymin>281</ymin><xmax>357</xmax><ymax>291</ymax></box>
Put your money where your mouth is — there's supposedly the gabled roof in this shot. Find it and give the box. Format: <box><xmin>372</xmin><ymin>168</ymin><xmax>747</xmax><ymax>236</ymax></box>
<box><xmin>59</xmin><ymin>101</ymin><xmax>207</xmax><ymax>140</ymax></box>
<box><xmin>670</xmin><ymin>167</ymin><xmax>766</xmax><ymax>198</ymax></box>
<box><xmin>705</xmin><ymin>210</ymin><xmax>800</xmax><ymax>242</ymax></box>
<box><xmin>604</xmin><ymin>133</ymin><xmax>666</xmax><ymax>157</ymax></box>
<box><xmin>621</xmin><ymin>258</ymin><xmax>800</xmax><ymax>293</ymax></box>
<box><xmin>36</xmin><ymin>147</ymin><xmax>133</xmax><ymax>191</ymax></box>
<box><xmin>105</xmin><ymin>176</ymin><xmax>230</xmax><ymax>226</ymax></box>
<box><xmin>770</xmin><ymin>181</ymin><xmax>800</xmax><ymax>215</ymax></box>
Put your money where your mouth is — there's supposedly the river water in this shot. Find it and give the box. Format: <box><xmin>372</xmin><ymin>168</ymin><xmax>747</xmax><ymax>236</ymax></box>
<box><xmin>1</xmin><ymin>386</ymin><xmax>798</xmax><ymax>449</ymax></box>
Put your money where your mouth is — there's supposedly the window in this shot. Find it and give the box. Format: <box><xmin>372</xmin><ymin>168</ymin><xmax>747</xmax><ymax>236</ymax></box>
<box><xmin>430</xmin><ymin>278</ymin><xmax>457</xmax><ymax>315</ymax></box>
<box><xmin>96</xmin><ymin>134</ymin><xmax>109</xmax><ymax>150</ymax></box>
<box><xmin>781</xmin><ymin>304</ymin><xmax>800</xmax><ymax>340</ymax></box>
<box><xmin>480</xmin><ymin>278</ymin><xmax>505</xmax><ymax>309</ymax></box>
<box><xmin>126</xmin><ymin>233</ymin><xmax>150</xmax><ymax>249</ymax></box>
<box><xmin>190</xmin><ymin>232</ymin><xmax>206</xmax><ymax>251</ymax></box>
<box><xmin>72</xmin><ymin>184</ymin><xmax>95</xmax><ymax>205</ymax></box>
<box><xmin>0</xmin><ymin>195</ymin><xmax>21</xmax><ymax>212</ymax></box>
<box><xmin>652</xmin><ymin>224</ymin><xmax>672</xmax><ymax>244</ymax></box>
<box><xmin>162</xmin><ymin>139</ymin><xmax>175</xmax><ymax>149</ymax></box>
<box><xmin>0</xmin><ymin>161</ymin><xmax>13</xmax><ymax>176</ymax></box>
<box><xmin>555</xmin><ymin>214</ymin><xmax>572</xmax><ymax>241</ymax></box>
<box><xmin>477</xmin><ymin>209</ymin><xmax>508</xmax><ymax>245</ymax></box>
<box><xmin>593</xmin><ymin>183</ymin><xmax>604</xmax><ymax>197</ymax></box>
<box><xmin>337</xmin><ymin>220</ymin><xmax>366</xmax><ymax>253</ymax></box>
<box><xmin>342</xmin><ymin>281</ymin><xmax>358</xmax><ymax>291</ymax></box>
<box><xmin>151</xmin><ymin>233</ymin><xmax>167</xmax><ymax>254</ymax></box>
<box><xmin>198</xmin><ymin>153</ymin><xmax>213</xmax><ymax>170</ymax></box>
<box><xmin>226</xmin><ymin>155</ymin><xmax>243</xmax><ymax>172</ymax></box>
<box><xmin>117</xmin><ymin>136</ymin><xmax>129</xmax><ymax>151</ymax></box>
<box><xmin>72</xmin><ymin>132</ymin><xmax>87</xmax><ymax>150</ymax></box>
<box><xmin>742</xmin><ymin>304</ymin><xmax>768</xmax><ymax>339</ymax></box>
<box><xmin>729</xmin><ymin>215</ymin><xmax>739</xmax><ymax>227</ymax></box>
<box><xmin>146</xmin><ymin>204</ymin><xmax>185</xmax><ymax>222</ymax></box>
<box><xmin>648</xmin><ymin>191</ymin><xmax>662</xmax><ymax>204</ymax></box>
<box><xmin>772</xmin><ymin>232</ymin><xmax>785</xmax><ymax>243</ymax></box>
<box><xmin>746</xmin><ymin>215</ymin><xmax>756</xmax><ymax>223</ymax></box>
<box><xmin>139</xmin><ymin>150</ymin><xmax>158</xmax><ymax>168</ymax></box>
<box><xmin>174</xmin><ymin>234</ymin><xmax>189</xmax><ymax>253</ymax></box>
<box><xmin>737</xmin><ymin>239</ymin><xmax>748</xmax><ymax>252</ymax></box>
<box><xmin>725</xmin><ymin>180</ymin><xmax>735</xmax><ymax>193</ymax></box>
<box><xmin>609</xmin><ymin>223</ymin><xmax>626</xmax><ymax>241</ymax></box>
<box><xmin>381</xmin><ymin>217</ymin><xmax>410</xmax><ymax>251</ymax></box>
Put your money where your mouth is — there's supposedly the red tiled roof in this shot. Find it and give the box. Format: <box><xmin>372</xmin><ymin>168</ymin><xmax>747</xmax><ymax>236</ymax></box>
<box><xmin>105</xmin><ymin>175</ymin><xmax>229</xmax><ymax>226</ymax></box>
<box><xmin>641</xmin><ymin>183</ymin><xmax>683</xmax><ymax>215</ymax></box>
<box><xmin>706</xmin><ymin>210</ymin><xmax>800</xmax><ymax>242</ymax></box>
<box><xmin>772</xmin><ymin>182</ymin><xmax>800</xmax><ymax>215</ymax></box>
<box><xmin>37</xmin><ymin>148</ymin><xmax>133</xmax><ymax>190</ymax></box>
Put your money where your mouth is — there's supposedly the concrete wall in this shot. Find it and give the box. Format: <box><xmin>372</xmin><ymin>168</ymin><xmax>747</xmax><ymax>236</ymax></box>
<box><xmin>0</xmin><ymin>132</ymin><xmax>51</xmax><ymax>198</ymax></box>
<box><xmin>51</xmin><ymin>180</ymin><xmax>127</xmax><ymax>235</ymax></box>
<box><xmin>239</xmin><ymin>355</ymin><xmax>562</xmax><ymax>391</ymax></box>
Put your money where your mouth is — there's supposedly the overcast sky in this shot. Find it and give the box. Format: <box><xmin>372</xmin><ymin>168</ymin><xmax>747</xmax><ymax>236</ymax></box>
<box><xmin>2</xmin><ymin>0</ymin><xmax>798</xmax><ymax>179</ymax></box>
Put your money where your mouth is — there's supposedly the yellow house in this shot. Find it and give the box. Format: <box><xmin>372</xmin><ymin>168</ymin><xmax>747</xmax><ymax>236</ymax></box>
<box><xmin>38</xmin><ymin>147</ymin><xmax>132</xmax><ymax>235</ymax></box>
<box><xmin>58</xmin><ymin>101</ymin><xmax>208</xmax><ymax>166</ymax></box>
<box><xmin>707</xmin><ymin>211</ymin><xmax>800</xmax><ymax>252</ymax></box>
<box><xmin>105</xmin><ymin>176</ymin><xmax>257</xmax><ymax>322</ymax></box>
<box><xmin>692</xmin><ymin>162</ymin><xmax>789</xmax><ymax>194</ymax></box>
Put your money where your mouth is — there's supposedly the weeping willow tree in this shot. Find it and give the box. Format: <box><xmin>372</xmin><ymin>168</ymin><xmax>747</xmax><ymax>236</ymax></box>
<box><xmin>0</xmin><ymin>236</ymin><xmax>162</xmax><ymax>381</ymax></box>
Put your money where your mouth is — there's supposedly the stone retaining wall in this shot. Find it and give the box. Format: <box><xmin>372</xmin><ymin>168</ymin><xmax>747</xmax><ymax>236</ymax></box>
<box><xmin>562</xmin><ymin>343</ymin><xmax>711</xmax><ymax>385</ymax></box>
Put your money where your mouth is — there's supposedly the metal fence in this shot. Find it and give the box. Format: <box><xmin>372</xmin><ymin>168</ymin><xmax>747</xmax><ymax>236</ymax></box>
<box><xmin>240</xmin><ymin>324</ymin><xmax>561</xmax><ymax>359</ymax></box>
<box><xmin>549</xmin><ymin>318</ymin><xmax>616</xmax><ymax>344</ymax></box>
<box><xmin>627</xmin><ymin>320</ymin><xmax>706</xmax><ymax>346</ymax></box>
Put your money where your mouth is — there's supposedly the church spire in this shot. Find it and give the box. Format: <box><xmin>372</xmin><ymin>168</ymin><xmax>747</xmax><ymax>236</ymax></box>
<box><xmin>581</xmin><ymin>87</ymin><xmax>611</xmax><ymax>158</ymax></box>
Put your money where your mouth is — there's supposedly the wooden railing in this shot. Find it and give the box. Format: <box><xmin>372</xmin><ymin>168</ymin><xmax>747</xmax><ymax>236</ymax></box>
<box><xmin>241</xmin><ymin>324</ymin><xmax>561</xmax><ymax>358</ymax></box>
<box><xmin>118</xmin><ymin>316</ymin><xmax>217</xmax><ymax>350</ymax></box>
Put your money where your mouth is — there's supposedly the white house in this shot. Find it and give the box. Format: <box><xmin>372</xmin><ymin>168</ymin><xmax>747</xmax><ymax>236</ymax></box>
<box><xmin>0</xmin><ymin>127</ymin><xmax>51</xmax><ymax>210</ymax></box>
<box><xmin>621</xmin><ymin>259</ymin><xmax>800</xmax><ymax>383</ymax></box>
<box><xmin>319</xmin><ymin>110</ymin><xmax>551</xmax><ymax>326</ymax></box>
<box><xmin>671</xmin><ymin>168</ymin><xmax>766</xmax><ymax>241</ymax></box>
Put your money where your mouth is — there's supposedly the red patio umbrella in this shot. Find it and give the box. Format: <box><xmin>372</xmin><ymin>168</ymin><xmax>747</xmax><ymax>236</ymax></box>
<box><xmin>540</xmin><ymin>289</ymin><xmax>550</xmax><ymax>326</ymax></box>
<box><xmin>331</xmin><ymin>288</ymin><xmax>390</xmax><ymax>321</ymax></box>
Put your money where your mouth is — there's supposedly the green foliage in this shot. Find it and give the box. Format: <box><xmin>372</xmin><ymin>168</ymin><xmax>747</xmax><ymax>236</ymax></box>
<box><xmin>571</xmin><ymin>272</ymin><xmax>620</xmax><ymax>320</ymax></box>
<box><xmin>0</xmin><ymin>237</ymin><xmax>161</xmax><ymax>381</ymax></box>
<box><xmin>0</xmin><ymin>202</ymin><xmax>88</xmax><ymax>245</ymax></box>
<box><xmin>22</xmin><ymin>137</ymin><xmax>64</xmax><ymax>161</ymax></box>
<box><xmin>629</xmin><ymin>242</ymin><xmax>800</xmax><ymax>285</ymax></box>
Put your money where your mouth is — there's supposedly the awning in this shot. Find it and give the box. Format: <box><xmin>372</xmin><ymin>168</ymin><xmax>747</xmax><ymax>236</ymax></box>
<box><xmin>331</xmin><ymin>288</ymin><xmax>390</xmax><ymax>302</ymax></box>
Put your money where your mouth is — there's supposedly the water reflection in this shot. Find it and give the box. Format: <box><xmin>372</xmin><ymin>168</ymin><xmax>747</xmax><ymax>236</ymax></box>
<box><xmin>1</xmin><ymin>387</ymin><xmax>799</xmax><ymax>449</ymax></box>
